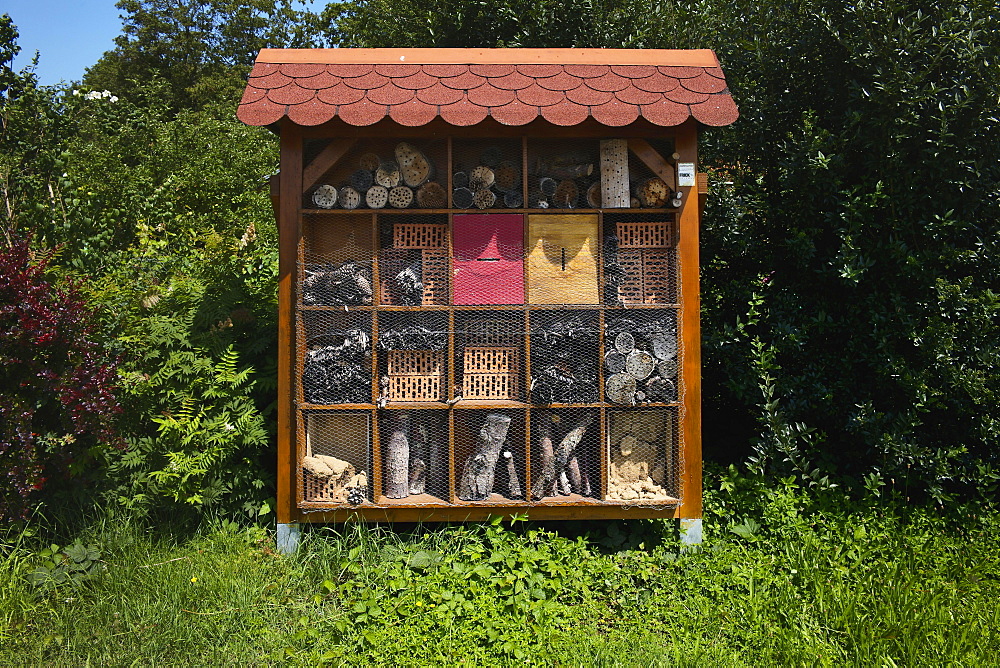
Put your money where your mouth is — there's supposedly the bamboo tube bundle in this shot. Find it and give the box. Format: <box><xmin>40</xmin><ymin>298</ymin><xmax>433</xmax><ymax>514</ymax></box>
<box><xmin>388</xmin><ymin>185</ymin><xmax>414</xmax><ymax>209</ymax></box>
<box><xmin>375</xmin><ymin>161</ymin><xmax>401</xmax><ymax>188</ymax></box>
<box><xmin>365</xmin><ymin>184</ymin><xmax>388</xmax><ymax>209</ymax></box>
<box><xmin>416</xmin><ymin>182</ymin><xmax>447</xmax><ymax>209</ymax></box>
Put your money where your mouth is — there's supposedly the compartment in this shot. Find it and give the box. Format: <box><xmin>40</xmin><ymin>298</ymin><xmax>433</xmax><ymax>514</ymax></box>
<box><xmin>451</xmin><ymin>139</ymin><xmax>523</xmax><ymax>209</ymax></box>
<box><xmin>454</xmin><ymin>409</ymin><xmax>527</xmax><ymax>502</ymax></box>
<box><xmin>603</xmin><ymin>310</ymin><xmax>678</xmax><ymax>405</ymax></box>
<box><xmin>377</xmin><ymin>214</ymin><xmax>449</xmax><ymax>305</ymax></box>
<box><xmin>528</xmin><ymin>408</ymin><xmax>601</xmax><ymax>501</ymax></box>
<box><xmin>301</xmin><ymin>212</ymin><xmax>374</xmax><ymax>306</ymax></box>
<box><xmin>299</xmin><ymin>310</ymin><xmax>372</xmax><ymax>405</ymax></box>
<box><xmin>303</xmin><ymin>138</ymin><xmax>447</xmax><ymax>210</ymax></box>
<box><xmin>301</xmin><ymin>411</ymin><xmax>371</xmax><ymax>504</ymax></box>
<box><xmin>377</xmin><ymin>410</ymin><xmax>450</xmax><ymax>503</ymax></box>
<box><xmin>377</xmin><ymin>311</ymin><xmax>449</xmax><ymax>403</ymax></box>
<box><xmin>526</xmin><ymin>213</ymin><xmax>600</xmax><ymax>304</ymax></box>
<box><xmin>455</xmin><ymin>312</ymin><xmax>526</xmax><ymax>402</ymax></box>
<box><xmin>606</xmin><ymin>408</ymin><xmax>679</xmax><ymax>502</ymax></box>
<box><xmin>529</xmin><ymin>310</ymin><xmax>600</xmax><ymax>404</ymax></box>
<box><xmin>452</xmin><ymin>213</ymin><xmax>524</xmax><ymax>305</ymax></box>
<box><xmin>527</xmin><ymin>138</ymin><xmax>600</xmax><ymax>210</ymax></box>
<box><xmin>603</xmin><ymin>213</ymin><xmax>677</xmax><ymax>305</ymax></box>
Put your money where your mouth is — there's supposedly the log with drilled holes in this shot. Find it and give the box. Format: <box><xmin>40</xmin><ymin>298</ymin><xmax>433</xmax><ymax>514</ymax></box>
<box><xmin>472</xmin><ymin>188</ymin><xmax>496</xmax><ymax>209</ymax></box>
<box><xmin>359</xmin><ymin>152</ymin><xmax>380</xmax><ymax>172</ymax></box>
<box><xmin>637</xmin><ymin>177</ymin><xmax>670</xmax><ymax>208</ymax></box>
<box><xmin>388</xmin><ymin>185</ymin><xmax>414</xmax><ymax>209</ymax></box>
<box><xmin>365</xmin><ymin>184</ymin><xmax>388</xmax><ymax>209</ymax></box>
<box><xmin>375</xmin><ymin>161</ymin><xmax>401</xmax><ymax>188</ymax></box>
<box><xmin>395</xmin><ymin>142</ymin><xmax>433</xmax><ymax>187</ymax></box>
<box><xmin>339</xmin><ymin>185</ymin><xmax>361</xmax><ymax>210</ymax></box>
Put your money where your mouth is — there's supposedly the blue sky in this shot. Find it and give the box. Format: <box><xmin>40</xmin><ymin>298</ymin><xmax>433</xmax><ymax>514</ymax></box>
<box><xmin>5</xmin><ymin>0</ymin><xmax>123</xmax><ymax>86</ymax></box>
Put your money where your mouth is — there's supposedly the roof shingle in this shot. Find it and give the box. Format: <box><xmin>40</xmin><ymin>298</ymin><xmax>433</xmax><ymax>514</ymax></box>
<box><xmin>238</xmin><ymin>48</ymin><xmax>738</xmax><ymax>129</ymax></box>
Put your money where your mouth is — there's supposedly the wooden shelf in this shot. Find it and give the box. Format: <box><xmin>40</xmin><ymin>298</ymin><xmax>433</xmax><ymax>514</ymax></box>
<box><xmin>383</xmin><ymin>401</ymin><xmax>449</xmax><ymax>409</ymax></box>
<box><xmin>300</xmin><ymin>208</ymin><xmax>681</xmax><ymax>216</ymax></box>
<box><xmin>451</xmin><ymin>399</ymin><xmax>529</xmax><ymax>409</ymax></box>
<box><xmin>299</xmin><ymin>403</ymin><xmax>375</xmax><ymax>410</ymax></box>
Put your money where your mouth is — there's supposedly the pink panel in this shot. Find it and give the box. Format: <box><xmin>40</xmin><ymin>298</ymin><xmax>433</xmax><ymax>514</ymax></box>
<box><xmin>453</xmin><ymin>214</ymin><xmax>524</xmax><ymax>305</ymax></box>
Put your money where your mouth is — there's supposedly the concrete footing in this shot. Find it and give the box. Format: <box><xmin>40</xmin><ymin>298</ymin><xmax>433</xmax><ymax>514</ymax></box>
<box><xmin>276</xmin><ymin>522</ymin><xmax>301</xmax><ymax>554</ymax></box>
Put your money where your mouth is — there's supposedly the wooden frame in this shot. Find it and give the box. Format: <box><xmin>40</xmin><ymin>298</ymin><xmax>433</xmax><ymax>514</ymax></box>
<box><xmin>277</xmin><ymin>119</ymin><xmax>702</xmax><ymax>523</ymax></box>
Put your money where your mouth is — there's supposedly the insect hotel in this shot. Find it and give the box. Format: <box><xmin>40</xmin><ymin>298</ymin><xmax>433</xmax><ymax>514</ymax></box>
<box><xmin>236</xmin><ymin>48</ymin><xmax>738</xmax><ymax>547</ymax></box>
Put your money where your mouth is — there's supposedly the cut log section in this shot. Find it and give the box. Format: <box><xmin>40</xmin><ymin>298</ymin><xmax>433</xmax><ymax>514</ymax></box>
<box><xmin>452</xmin><ymin>171</ymin><xmax>469</xmax><ymax>189</ymax></box>
<box><xmin>351</xmin><ymin>169</ymin><xmax>374</xmax><ymax>193</ymax></box>
<box><xmin>637</xmin><ymin>177</ymin><xmax>670</xmax><ymax>208</ymax></box>
<box><xmin>359</xmin><ymin>152</ymin><xmax>380</xmax><ymax>172</ymax></box>
<box><xmin>395</xmin><ymin>142</ymin><xmax>434</xmax><ymax>187</ymax></box>
<box><xmin>503</xmin><ymin>190</ymin><xmax>523</xmax><ymax>208</ymax></box>
<box><xmin>339</xmin><ymin>185</ymin><xmax>361</xmax><ymax>210</ymax></box>
<box><xmin>604</xmin><ymin>350</ymin><xmax>626</xmax><ymax>375</ymax></box>
<box><xmin>416</xmin><ymin>181</ymin><xmax>447</xmax><ymax>209</ymax></box>
<box><xmin>388</xmin><ymin>185</ymin><xmax>414</xmax><ymax>209</ymax></box>
<box><xmin>365</xmin><ymin>184</ymin><xmax>388</xmax><ymax>209</ymax></box>
<box><xmin>650</xmin><ymin>332</ymin><xmax>677</xmax><ymax>361</ymax></box>
<box><xmin>458</xmin><ymin>413</ymin><xmax>512</xmax><ymax>501</ymax></box>
<box><xmin>312</xmin><ymin>184</ymin><xmax>338</xmax><ymax>209</ymax></box>
<box><xmin>614</xmin><ymin>331</ymin><xmax>635</xmax><ymax>354</ymax></box>
<box><xmin>553</xmin><ymin>179</ymin><xmax>579</xmax><ymax>208</ymax></box>
<box><xmin>494</xmin><ymin>161</ymin><xmax>521</xmax><ymax>192</ymax></box>
<box><xmin>453</xmin><ymin>187</ymin><xmax>474</xmax><ymax>209</ymax></box>
<box><xmin>469</xmin><ymin>166</ymin><xmax>495</xmax><ymax>191</ymax></box>
<box><xmin>626</xmin><ymin>349</ymin><xmax>655</xmax><ymax>380</ymax></box>
<box><xmin>605</xmin><ymin>373</ymin><xmax>637</xmax><ymax>404</ymax></box>
<box><xmin>539</xmin><ymin>177</ymin><xmax>557</xmax><ymax>197</ymax></box>
<box><xmin>375</xmin><ymin>162</ymin><xmax>401</xmax><ymax>188</ymax></box>
<box><xmin>587</xmin><ymin>181</ymin><xmax>602</xmax><ymax>209</ymax></box>
<box><xmin>473</xmin><ymin>188</ymin><xmax>496</xmax><ymax>209</ymax></box>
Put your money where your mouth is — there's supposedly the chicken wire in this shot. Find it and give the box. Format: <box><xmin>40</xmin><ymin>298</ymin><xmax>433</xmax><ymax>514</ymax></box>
<box><xmin>293</xmin><ymin>138</ymin><xmax>690</xmax><ymax>511</ymax></box>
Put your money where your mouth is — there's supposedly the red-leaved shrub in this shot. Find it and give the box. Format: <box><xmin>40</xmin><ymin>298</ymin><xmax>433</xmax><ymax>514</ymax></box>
<box><xmin>0</xmin><ymin>235</ymin><xmax>122</xmax><ymax>520</ymax></box>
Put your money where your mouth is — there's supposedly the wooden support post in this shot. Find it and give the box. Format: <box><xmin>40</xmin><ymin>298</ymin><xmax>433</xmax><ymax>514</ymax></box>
<box><xmin>674</xmin><ymin>121</ymin><xmax>702</xmax><ymax>523</ymax></box>
<box><xmin>277</xmin><ymin>122</ymin><xmax>303</xmax><ymax>527</ymax></box>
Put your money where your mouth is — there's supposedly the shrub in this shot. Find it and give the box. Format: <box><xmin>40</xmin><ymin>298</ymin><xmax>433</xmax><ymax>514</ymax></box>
<box><xmin>0</xmin><ymin>234</ymin><xmax>121</xmax><ymax>521</ymax></box>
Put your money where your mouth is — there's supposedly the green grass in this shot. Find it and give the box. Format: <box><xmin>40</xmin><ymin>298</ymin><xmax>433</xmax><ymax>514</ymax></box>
<box><xmin>2</xmin><ymin>477</ymin><xmax>999</xmax><ymax>666</ymax></box>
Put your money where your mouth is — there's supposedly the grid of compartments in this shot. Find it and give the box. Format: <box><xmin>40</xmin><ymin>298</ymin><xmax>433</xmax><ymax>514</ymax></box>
<box><xmin>296</xmin><ymin>137</ymin><xmax>687</xmax><ymax>510</ymax></box>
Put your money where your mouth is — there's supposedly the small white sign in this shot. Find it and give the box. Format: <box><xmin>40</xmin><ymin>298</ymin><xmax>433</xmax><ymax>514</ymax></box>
<box><xmin>677</xmin><ymin>162</ymin><xmax>696</xmax><ymax>188</ymax></box>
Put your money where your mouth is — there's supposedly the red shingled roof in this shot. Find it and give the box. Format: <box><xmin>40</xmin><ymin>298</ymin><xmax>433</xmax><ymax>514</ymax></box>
<box><xmin>238</xmin><ymin>49</ymin><xmax>738</xmax><ymax>129</ymax></box>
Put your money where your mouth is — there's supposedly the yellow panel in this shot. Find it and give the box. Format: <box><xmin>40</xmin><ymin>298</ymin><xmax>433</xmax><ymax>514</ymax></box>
<box><xmin>527</xmin><ymin>214</ymin><xmax>599</xmax><ymax>304</ymax></box>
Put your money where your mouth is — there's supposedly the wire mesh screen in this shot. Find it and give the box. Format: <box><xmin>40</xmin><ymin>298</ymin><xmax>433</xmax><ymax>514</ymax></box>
<box><xmin>529</xmin><ymin>408</ymin><xmax>601</xmax><ymax>501</ymax></box>
<box><xmin>454</xmin><ymin>409</ymin><xmax>527</xmax><ymax>502</ymax></box>
<box><xmin>529</xmin><ymin>311</ymin><xmax>600</xmax><ymax>404</ymax></box>
<box><xmin>292</xmin><ymin>135</ymin><xmax>693</xmax><ymax>514</ymax></box>
<box><xmin>377</xmin><ymin>214</ymin><xmax>449</xmax><ymax>305</ymax></box>
<box><xmin>303</xmin><ymin>139</ymin><xmax>448</xmax><ymax>211</ymax></box>
<box><xmin>527</xmin><ymin>139</ymin><xmax>601</xmax><ymax>210</ymax></box>
<box><xmin>606</xmin><ymin>408</ymin><xmax>680</xmax><ymax>503</ymax></box>
<box><xmin>299</xmin><ymin>310</ymin><xmax>372</xmax><ymax>406</ymax></box>
<box><xmin>455</xmin><ymin>312</ymin><xmax>526</xmax><ymax>402</ymax></box>
<box><xmin>603</xmin><ymin>212</ymin><xmax>677</xmax><ymax>306</ymax></box>
<box><xmin>377</xmin><ymin>311</ymin><xmax>449</xmax><ymax>403</ymax></box>
<box><xmin>300</xmin><ymin>411</ymin><xmax>371</xmax><ymax>505</ymax></box>
<box><xmin>451</xmin><ymin>139</ymin><xmax>523</xmax><ymax>210</ymax></box>
<box><xmin>377</xmin><ymin>410</ymin><xmax>450</xmax><ymax>503</ymax></box>
<box><xmin>603</xmin><ymin>310</ymin><xmax>679</xmax><ymax>405</ymax></box>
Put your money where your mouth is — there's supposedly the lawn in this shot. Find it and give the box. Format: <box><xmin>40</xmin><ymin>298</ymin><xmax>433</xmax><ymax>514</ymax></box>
<box><xmin>2</xmin><ymin>472</ymin><xmax>998</xmax><ymax>666</ymax></box>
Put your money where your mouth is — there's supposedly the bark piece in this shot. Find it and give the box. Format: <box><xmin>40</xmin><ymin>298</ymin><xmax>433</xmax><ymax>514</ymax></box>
<box><xmin>502</xmin><ymin>450</ymin><xmax>522</xmax><ymax>498</ymax></box>
<box><xmin>383</xmin><ymin>412</ymin><xmax>410</xmax><ymax>499</ymax></box>
<box><xmin>458</xmin><ymin>413</ymin><xmax>512</xmax><ymax>501</ymax></box>
<box><xmin>530</xmin><ymin>417</ymin><xmax>556</xmax><ymax>500</ymax></box>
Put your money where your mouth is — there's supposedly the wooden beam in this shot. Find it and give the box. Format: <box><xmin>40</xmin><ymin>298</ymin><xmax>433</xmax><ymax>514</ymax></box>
<box><xmin>627</xmin><ymin>138</ymin><xmax>676</xmax><ymax>191</ymax></box>
<box><xmin>302</xmin><ymin>138</ymin><xmax>355</xmax><ymax>191</ymax></box>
